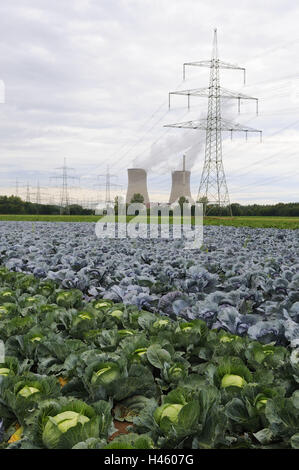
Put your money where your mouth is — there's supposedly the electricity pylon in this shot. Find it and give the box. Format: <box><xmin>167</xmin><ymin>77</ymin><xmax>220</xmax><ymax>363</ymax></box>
<box><xmin>97</xmin><ymin>166</ymin><xmax>119</xmax><ymax>206</ymax></box>
<box><xmin>36</xmin><ymin>181</ymin><xmax>41</xmax><ymax>205</ymax></box>
<box><xmin>15</xmin><ymin>178</ymin><xmax>19</xmax><ymax>197</ymax></box>
<box><xmin>25</xmin><ymin>182</ymin><xmax>31</xmax><ymax>203</ymax></box>
<box><xmin>52</xmin><ymin>158</ymin><xmax>79</xmax><ymax>214</ymax></box>
<box><xmin>165</xmin><ymin>28</ymin><xmax>262</xmax><ymax>215</ymax></box>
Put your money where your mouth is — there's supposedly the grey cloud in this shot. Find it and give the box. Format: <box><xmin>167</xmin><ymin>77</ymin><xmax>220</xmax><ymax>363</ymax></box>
<box><xmin>0</xmin><ymin>0</ymin><xmax>298</xmax><ymax>204</ymax></box>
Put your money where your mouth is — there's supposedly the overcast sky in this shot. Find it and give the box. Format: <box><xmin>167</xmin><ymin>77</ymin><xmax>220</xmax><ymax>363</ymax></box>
<box><xmin>0</xmin><ymin>0</ymin><xmax>298</xmax><ymax>204</ymax></box>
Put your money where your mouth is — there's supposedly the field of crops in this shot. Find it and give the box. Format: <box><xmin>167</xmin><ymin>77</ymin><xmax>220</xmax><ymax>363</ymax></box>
<box><xmin>0</xmin><ymin>221</ymin><xmax>298</xmax><ymax>449</ymax></box>
<box><xmin>0</xmin><ymin>214</ymin><xmax>298</xmax><ymax>229</ymax></box>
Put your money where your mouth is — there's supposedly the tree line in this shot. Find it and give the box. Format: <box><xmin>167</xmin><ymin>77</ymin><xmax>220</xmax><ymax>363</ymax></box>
<box><xmin>128</xmin><ymin>194</ymin><xmax>299</xmax><ymax>217</ymax></box>
<box><xmin>0</xmin><ymin>194</ymin><xmax>298</xmax><ymax>217</ymax></box>
<box><xmin>218</xmin><ymin>202</ymin><xmax>299</xmax><ymax>217</ymax></box>
<box><xmin>0</xmin><ymin>196</ymin><xmax>93</xmax><ymax>215</ymax></box>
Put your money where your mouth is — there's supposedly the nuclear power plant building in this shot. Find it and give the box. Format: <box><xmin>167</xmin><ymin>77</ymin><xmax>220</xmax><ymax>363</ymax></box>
<box><xmin>126</xmin><ymin>168</ymin><xmax>150</xmax><ymax>205</ymax></box>
<box><xmin>169</xmin><ymin>170</ymin><xmax>193</xmax><ymax>204</ymax></box>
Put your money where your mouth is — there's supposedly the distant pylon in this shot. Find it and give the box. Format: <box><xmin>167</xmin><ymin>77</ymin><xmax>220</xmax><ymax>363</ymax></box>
<box><xmin>36</xmin><ymin>181</ymin><xmax>41</xmax><ymax>205</ymax></box>
<box><xmin>52</xmin><ymin>158</ymin><xmax>78</xmax><ymax>214</ymax></box>
<box><xmin>60</xmin><ymin>158</ymin><xmax>70</xmax><ymax>211</ymax></box>
<box><xmin>15</xmin><ymin>178</ymin><xmax>19</xmax><ymax>197</ymax></box>
<box><xmin>97</xmin><ymin>166</ymin><xmax>118</xmax><ymax>206</ymax></box>
<box><xmin>26</xmin><ymin>182</ymin><xmax>31</xmax><ymax>203</ymax></box>
<box><xmin>165</xmin><ymin>28</ymin><xmax>262</xmax><ymax>215</ymax></box>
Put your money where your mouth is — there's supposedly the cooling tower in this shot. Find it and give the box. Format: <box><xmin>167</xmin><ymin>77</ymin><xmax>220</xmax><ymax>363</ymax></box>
<box><xmin>169</xmin><ymin>170</ymin><xmax>193</xmax><ymax>204</ymax></box>
<box><xmin>126</xmin><ymin>168</ymin><xmax>150</xmax><ymax>205</ymax></box>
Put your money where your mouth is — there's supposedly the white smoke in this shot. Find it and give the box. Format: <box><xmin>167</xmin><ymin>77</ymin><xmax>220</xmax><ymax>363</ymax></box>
<box><xmin>132</xmin><ymin>101</ymin><xmax>236</xmax><ymax>174</ymax></box>
<box><xmin>133</xmin><ymin>129</ymin><xmax>204</xmax><ymax>174</ymax></box>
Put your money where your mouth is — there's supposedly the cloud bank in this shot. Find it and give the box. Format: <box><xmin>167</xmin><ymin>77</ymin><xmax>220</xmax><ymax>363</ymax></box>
<box><xmin>0</xmin><ymin>0</ymin><xmax>298</xmax><ymax>204</ymax></box>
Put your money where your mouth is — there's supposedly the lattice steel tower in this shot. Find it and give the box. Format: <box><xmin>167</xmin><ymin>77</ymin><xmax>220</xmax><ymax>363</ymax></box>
<box><xmin>165</xmin><ymin>29</ymin><xmax>262</xmax><ymax>214</ymax></box>
<box><xmin>52</xmin><ymin>158</ymin><xmax>78</xmax><ymax>214</ymax></box>
<box><xmin>26</xmin><ymin>182</ymin><xmax>31</xmax><ymax>203</ymax></box>
<box><xmin>97</xmin><ymin>165</ymin><xmax>120</xmax><ymax>206</ymax></box>
<box><xmin>36</xmin><ymin>181</ymin><xmax>41</xmax><ymax>205</ymax></box>
<box><xmin>60</xmin><ymin>158</ymin><xmax>70</xmax><ymax>210</ymax></box>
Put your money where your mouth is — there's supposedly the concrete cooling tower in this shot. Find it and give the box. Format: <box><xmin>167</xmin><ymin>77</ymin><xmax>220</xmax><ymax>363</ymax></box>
<box><xmin>169</xmin><ymin>155</ymin><xmax>194</xmax><ymax>204</ymax></box>
<box><xmin>169</xmin><ymin>170</ymin><xmax>193</xmax><ymax>204</ymax></box>
<box><xmin>126</xmin><ymin>168</ymin><xmax>150</xmax><ymax>205</ymax></box>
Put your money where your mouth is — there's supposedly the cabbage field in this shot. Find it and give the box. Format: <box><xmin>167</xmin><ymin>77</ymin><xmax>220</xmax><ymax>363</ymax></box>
<box><xmin>0</xmin><ymin>221</ymin><xmax>298</xmax><ymax>449</ymax></box>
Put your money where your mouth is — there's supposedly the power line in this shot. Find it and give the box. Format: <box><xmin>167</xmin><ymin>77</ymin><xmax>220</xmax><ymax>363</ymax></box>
<box><xmin>230</xmin><ymin>169</ymin><xmax>299</xmax><ymax>193</ymax></box>
<box><xmin>25</xmin><ymin>182</ymin><xmax>30</xmax><ymax>203</ymax></box>
<box><xmin>96</xmin><ymin>165</ymin><xmax>118</xmax><ymax>205</ymax></box>
<box><xmin>36</xmin><ymin>181</ymin><xmax>41</xmax><ymax>205</ymax></box>
<box><xmin>164</xmin><ymin>28</ymin><xmax>262</xmax><ymax>215</ymax></box>
<box><xmin>89</xmin><ymin>80</ymin><xmax>187</xmax><ymax>174</ymax></box>
<box><xmin>51</xmin><ymin>158</ymin><xmax>79</xmax><ymax>214</ymax></box>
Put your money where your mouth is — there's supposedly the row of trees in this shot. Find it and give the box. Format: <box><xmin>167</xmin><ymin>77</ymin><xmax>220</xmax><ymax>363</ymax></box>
<box><xmin>0</xmin><ymin>196</ymin><xmax>93</xmax><ymax>215</ymax></box>
<box><xmin>127</xmin><ymin>194</ymin><xmax>299</xmax><ymax>217</ymax></box>
<box><xmin>0</xmin><ymin>194</ymin><xmax>298</xmax><ymax>217</ymax></box>
<box><xmin>216</xmin><ymin>202</ymin><xmax>299</xmax><ymax>217</ymax></box>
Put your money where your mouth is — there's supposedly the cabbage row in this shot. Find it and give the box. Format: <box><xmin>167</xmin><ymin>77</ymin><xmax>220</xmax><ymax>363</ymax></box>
<box><xmin>0</xmin><ymin>221</ymin><xmax>298</xmax><ymax>347</ymax></box>
<box><xmin>0</xmin><ymin>267</ymin><xmax>298</xmax><ymax>449</ymax></box>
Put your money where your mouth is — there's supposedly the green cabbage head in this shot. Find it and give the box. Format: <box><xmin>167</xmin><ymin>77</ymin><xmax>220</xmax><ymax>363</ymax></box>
<box><xmin>118</xmin><ymin>329</ymin><xmax>134</xmax><ymax>336</ymax></box>
<box><xmin>94</xmin><ymin>300</ymin><xmax>112</xmax><ymax>310</ymax></box>
<box><xmin>91</xmin><ymin>362</ymin><xmax>120</xmax><ymax>385</ymax></box>
<box><xmin>0</xmin><ymin>303</ymin><xmax>16</xmax><ymax>317</ymax></box>
<box><xmin>221</xmin><ymin>374</ymin><xmax>246</xmax><ymax>389</ymax></box>
<box><xmin>154</xmin><ymin>403</ymin><xmax>184</xmax><ymax>426</ymax></box>
<box><xmin>220</xmin><ymin>335</ymin><xmax>235</xmax><ymax>343</ymax></box>
<box><xmin>78</xmin><ymin>312</ymin><xmax>93</xmax><ymax>320</ymax></box>
<box><xmin>109</xmin><ymin>309</ymin><xmax>123</xmax><ymax>320</ymax></box>
<box><xmin>168</xmin><ymin>364</ymin><xmax>186</xmax><ymax>381</ymax></box>
<box><xmin>0</xmin><ymin>306</ymin><xmax>9</xmax><ymax>317</ymax></box>
<box><xmin>39</xmin><ymin>400</ymin><xmax>100</xmax><ymax>449</ymax></box>
<box><xmin>153</xmin><ymin>319</ymin><xmax>169</xmax><ymax>328</ymax></box>
<box><xmin>43</xmin><ymin>411</ymin><xmax>90</xmax><ymax>449</ymax></box>
<box><xmin>30</xmin><ymin>335</ymin><xmax>42</xmax><ymax>343</ymax></box>
<box><xmin>216</xmin><ymin>359</ymin><xmax>252</xmax><ymax>389</ymax></box>
<box><xmin>254</xmin><ymin>393</ymin><xmax>269</xmax><ymax>411</ymax></box>
<box><xmin>18</xmin><ymin>385</ymin><xmax>40</xmax><ymax>398</ymax></box>
<box><xmin>131</xmin><ymin>347</ymin><xmax>148</xmax><ymax>362</ymax></box>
